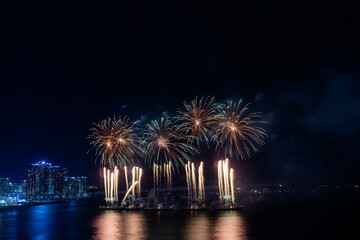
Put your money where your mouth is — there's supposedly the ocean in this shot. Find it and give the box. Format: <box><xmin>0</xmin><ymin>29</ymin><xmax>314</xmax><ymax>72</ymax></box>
<box><xmin>0</xmin><ymin>198</ymin><xmax>359</xmax><ymax>240</ymax></box>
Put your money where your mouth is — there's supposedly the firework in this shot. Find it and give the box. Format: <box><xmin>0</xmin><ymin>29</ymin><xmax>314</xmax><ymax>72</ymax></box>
<box><xmin>177</xmin><ymin>96</ymin><xmax>216</xmax><ymax>146</ymax></box>
<box><xmin>130</xmin><ymin>166</ymin><xmax>143</xmax><ymax>201</ymax></box>
<box><xmin>191</xmin><ymin>162</ymin><xmax>197</xmax><ymax>199</ymax></box>
<box><xmin>103</xmin><ymin>166</ymin><xmax>119</xmax><ymax>206</ymax></box>
<box><xmin>121</xmin><ymin>181</ymin><xmax>139</xmax><ymax>206</ymax></box>
<box><xmin>142</xmin><ymin>117</ymin><xmax>198</xmax><ymax>171</ymax></box>
<box><xmin>153</xmin><ymin>162</ymin><xmax>172</xmax><ymax>191</ymax></box>
<box><xmin>124</xmin><ymin>166</ymin><xmax>129</xmax><ymax>191</ymax></box>
<box><xmin>217</xmin><ymin>159</ymin><xmax>235</xmax><ymax>204</ymax></box>
<box><xmin>230</xmin><ymin>168</ymin><xmax>235</xmax><ymax>204</ymax></box>
<box><xmin>185</xmin><ymin>161</ymin><xmax>205</xmax><ymax>204</ymax></box>
<box><xmin>198</xmin><ymin>162</ymin><xmax>205</xmax><ymax>203</ymax></box>
<box><xmin>88</xmin><ymin>116</ymin><xmax>143</xmax><ymax>167</ymax></box>
<box><xmin>213</xmin><ymin>100</ymin><xmax>268</xmax><ymax>160</ymax></box>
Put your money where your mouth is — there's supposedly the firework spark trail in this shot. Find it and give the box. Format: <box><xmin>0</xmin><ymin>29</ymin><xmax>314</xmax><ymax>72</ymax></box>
<box><xmin>110</xmin><ymin>172</ymin><xmax>114</xmax><ymax>205</ymax></box>
<box><xmin>185</xmin><ymin>162</ymin><xmax>191</xmax><ymax>201</ymax></box>
<box><xmin>107</xmin><ymin>169</ymin><xmax>110</xmax><ymax>203</ymax></box>
<box><xmin>213</xmin><ymin>100</ymin><xmax>268</xmax><ymax>160</ymax></box>
<box><xmin>115</xmin><ymin>167</ymin><xmax>119</xmax><ymax>202</ymax></box>
<box><xmin>127</xmin><ymin>166</ymin><xmax>143</xmax><ymax>201</ymax></box>
<box><xmin>218</xmin><ymin>161</ymin><xmax>224</xmax><ymax>202</ymax></box>
<box><xmin>88</xmin><ymin>116</ymin><xmax>143</xmax><ymax>167</ymax></box>
<box><xmin>153</xmin><ymin>164</ymin><xmax>158</xmax><ymax>190</ymax></box>
<box><xmin>103</xmin><ymin>167</ymin><xmax>108</xmax><ymax>203</ymax></box>
<box><xmin>142</xmin><ymin>117</ymin><xmax>198</xmax><ymax>171</ymax></box>
<box><xmin>185</xmin><ymin>161</ymin><xmax>205</xmax><ymax>204</ymax></box>
<box><xmin>153</xmin><ymin>163</ymin><xmax>172</xmax><ymax>190</ymax></box>
<box><xmin>156</xmin><ymin>164</ymin><xmax>159</xmax><ymax>187</ymax></box>
<box><xmin>168</xmin><ymin>161</ymin><xmax>172</xmax><ymax>189</ymax></box>
<box><xmin>132</xmin><ymin>167</ymin><xmax>135</xmax><ymax>201</ymax></box>
<box><xmin>191</xmin><ymin>162</ymin><xmax>197</xmax><ymax>200</ymax></box>
<box><xmin>163</xmin><ymin>163</ymin><xmax>166</xmax><ymax>188</ymax></box>
<box><xmin>153</xmin><ymin>163</ymin><xmax>157</xmax><ymax>189</ymax></box>
<box><xmin>198</xmin><ymin>162</ymin><xmax>205</xmax><ymax>203</ymax></box>
<box><xmin>159</xmin><ymin>165</ymin><xmax>161</xmax><ymax>187</ymax></box>
<box><xmin>138</xmin><ymin>168</ymin><xmax>143</xmax><ymax>198</ymax></box>
<box><xmin>223</xmin><ymin>159</ymin><xmax>230</xmax><ymax>198</ymax></box>
<box><xmin>230</xmin><ymin>168</ymin><xmax>235</xmax><ymax>204</ymax></box>
<box><xmin>121</xmin><ymin>181</ymin><xmax>139</xmax><ymax>206</ymax></box>
<box><xmin>136</xmin><ymin>167</ymin><xmax>139</xmax><ymax>197</ymax></box>
<box><xmin>103</xmin><ymin>167</ymin><xmax>120</xmax><ymax>205</ymax></box>
<box><xmin>177</xmin><ymin>96</ymin><xmax>216</xmax><ymax>146</ymax></box>
<box><xmin>218</xmin><ymin>159</ymin><xmax>235</xmax><ymax>204</ymax></box>
<box><xmin>124</xmin><ymin>166</ymin><xmax>129</xmax><ymax>191</ymax></box>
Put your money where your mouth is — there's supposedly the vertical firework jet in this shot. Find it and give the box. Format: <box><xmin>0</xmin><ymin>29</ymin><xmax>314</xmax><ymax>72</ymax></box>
<box><xmin>153</xmin><ymin>162</ymin><xmax>172</xmax><ymax>191</ymax></box>
<box><xmin>230</xmin><ymin>168</ymin><xmax>235</xmax><ymax>204</ymax></box>
<box><xmin>213</xmin><ymin>100</ymin><xmax>268</xmax><ymax>160</ymax></box>
<box><xmin>102</xmin><ymin>166</ymin><xmax>143</xmax><ymax>206</ymax></box>
<box><xmin>129</xmin><ymin>166</ymin><xmax>143</xmax><ymax>201</ymax></box>
<box><xmin>103</xmin><ymin>166</ymin><xmax>120</xmax><ymax>205</ymax></box>
<box><xmin>177</xmin><ymin>96</ymin><xmax>217</xmax><ymax>146</ymax></box>
<box><xmin>142</xmin><ymin>117</ymin><xmax>198</xmax><ymax>189</ymax></box>
<box><xmin>185</xmin><ymin>161</ymin><xmax>205</xmax><ymax>204</ymax></box>
<box><xmin>124</xmin><ymin>166</ymin><xmax>129</xmax><ymax>191</ymax></box>
<box><xmin>198</xmin><ymin>162</ymin><xmax>205</xmax><ymax>203</ymax></box>
<box><xmin>191</xmin><ymin>162</ymin><xmax>197</xmax><ymax>199</ymax></box>
<box><xmin>217</xmin><ymin>159</ymin><xmax>235</xmax><ymax>204</ymax></box>
<box><xmin>88</xmin><ymin>116</ymin><xmax>144</xmax><ymax>206</ymax></box>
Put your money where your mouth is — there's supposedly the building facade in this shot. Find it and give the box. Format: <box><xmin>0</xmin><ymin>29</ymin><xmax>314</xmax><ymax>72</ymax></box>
<box><xmin>0</xmin><ymin>178</ymin><xmax>9</xmax><ymax>197</ymax></box>
<box><xmin>26</xmin><ymin>160</ymin><xmax>68</xmax><ymax>200</ymax></box>
<box><xmin>66</xmin><ymin>176</ymin><xmax>88</xmax><ymax>198</ymax></box>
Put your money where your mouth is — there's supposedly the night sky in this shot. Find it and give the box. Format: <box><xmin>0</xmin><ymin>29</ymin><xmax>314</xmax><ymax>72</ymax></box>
<box><xmin>2</xmin><ymin>1</ymin><xmax>360</xmax><ymax>185</ymax></box>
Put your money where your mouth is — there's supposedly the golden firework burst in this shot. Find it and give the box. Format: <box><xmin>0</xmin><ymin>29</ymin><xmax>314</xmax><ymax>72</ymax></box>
<box><xmin>213</xmin><ymin>100</ymin><xmax>268</xmax><ymax>159</ymax></box>
<box><xmin>88</xmin><ymin>116</ymin><xmax>143</xmax><ymax>167</ymax></box>
<box><xmin>177</xmin><ymin>96</ymin><xmax>216</xmax><ymax>146</ymax></box>
<box><xmin>142</xmin><ymin>117</ymin><xmax>198</xmax><ymax>171</ymax></box>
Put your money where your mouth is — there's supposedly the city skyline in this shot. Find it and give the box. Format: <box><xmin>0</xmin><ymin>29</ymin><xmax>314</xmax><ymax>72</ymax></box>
<box><xmin>2</xmin><ymin>1</ymin><xmax>360</xmax><ymax>239</ymax></box>
<box><xmin>1</xmin><ymin>160</ymin><xmax>88</xmax><ymax>202</ymax></box>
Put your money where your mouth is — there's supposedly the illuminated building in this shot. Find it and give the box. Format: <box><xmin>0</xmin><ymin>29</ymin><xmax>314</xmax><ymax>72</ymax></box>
<box><xmin>66</xmin><ymin>176</ymin><xmax>88</xmax><ymax>198</ymax></box>
<box><xmin>26</xmin><ymin>160</ymin><xmax>67</xmax><ymax>200</ymax></box>
<box><xmin>0</xmin><ymin>178</ymin><xmax>9</xmax><ymax>197</ymax></box>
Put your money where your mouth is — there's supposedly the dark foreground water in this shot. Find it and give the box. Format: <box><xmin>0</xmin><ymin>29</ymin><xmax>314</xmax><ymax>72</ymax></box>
<box><xmin>1</xmin><ymin>199</ymin><xmax>359</xmax><ymax>240</ymax></box>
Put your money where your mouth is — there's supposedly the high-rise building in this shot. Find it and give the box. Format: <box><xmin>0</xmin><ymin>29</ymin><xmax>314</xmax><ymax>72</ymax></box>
<box><xmin>66</xmin><ymin>176</ymin><xmax>88</xmax><ymax>198</ymax></box>
<box><xmin>77</xmin><ymin>176</ymin><xmax>88</xmax><ymax>196</ymax></box>
<box><xmin>0</xmin><ymin>178</ymin><xmax>9</xmax><ymax>197</ymax></box>
<box><xmin>26</xmin><ymin>160</ymin><xmax>66</xmax><ymax>200</ymax></box>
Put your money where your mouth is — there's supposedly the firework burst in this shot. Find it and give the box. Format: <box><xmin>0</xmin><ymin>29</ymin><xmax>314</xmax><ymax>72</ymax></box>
<box><xmin>88</xmin><ymin>116</ymin><xmax>143</xmax><ymax>167</ymax></box>
<box><xmin>142</xmin><ymin>117</ymin><xmax>198</xmax><ymax>171</ymax></box>
<box><xmin>213</xmin><ymin>99</ymin><xmax>268</xmax><ymax>159</ymax></box>
<box><xmin>177</xmin><ymin>96</ymin><xmax>216</xmax><ymax>146</ymax></box>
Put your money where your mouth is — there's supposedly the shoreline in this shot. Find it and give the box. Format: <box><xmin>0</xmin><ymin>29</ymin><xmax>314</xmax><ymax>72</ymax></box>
<box><xmin>0</xmin><ymin>200</ymin><xmax>68</xmax><ymax>211</ymax></box>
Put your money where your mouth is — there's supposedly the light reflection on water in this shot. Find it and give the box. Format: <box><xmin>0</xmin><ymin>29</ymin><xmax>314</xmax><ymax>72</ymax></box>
<box><xmin>1</xmin><ymin>200</ymin><xmax>358</xmax><ymax>240</ymax></box>
<box><xmin>92</xmin><ymin>211</ymin><xmax>146</xmax><ymax>240</ymax></box>
<box><xmin>185</xmin><ymin>211</ymin><xmax>247</xmax><ymax>240</ymax></box>
<box><xmin>1</xmin><ymin>202</ymin><xmax>248</xmax><ymax>240</ymax></box>
<box><xmin>92</xmin><ymin>210</ymin><xmax>248</xmax><ymax>240</ymax></box>
<box><xmin>212</xmin><ymin>211</ymin><xmax>247</xmax><ymax>240</ymax></box>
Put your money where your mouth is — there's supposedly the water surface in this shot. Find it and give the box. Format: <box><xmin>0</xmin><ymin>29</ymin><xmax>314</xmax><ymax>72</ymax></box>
<box><xmin>0</xmin><ymin>200</ymin><xmax>358</xmax><ymax>239</ymax></box>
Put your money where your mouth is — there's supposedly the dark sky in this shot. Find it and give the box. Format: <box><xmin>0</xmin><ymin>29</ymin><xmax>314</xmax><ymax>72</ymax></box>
<box><xmin>1</xmin><ymin>1</ymin><xmax>360</xmax><ymax>185</ymax></box>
